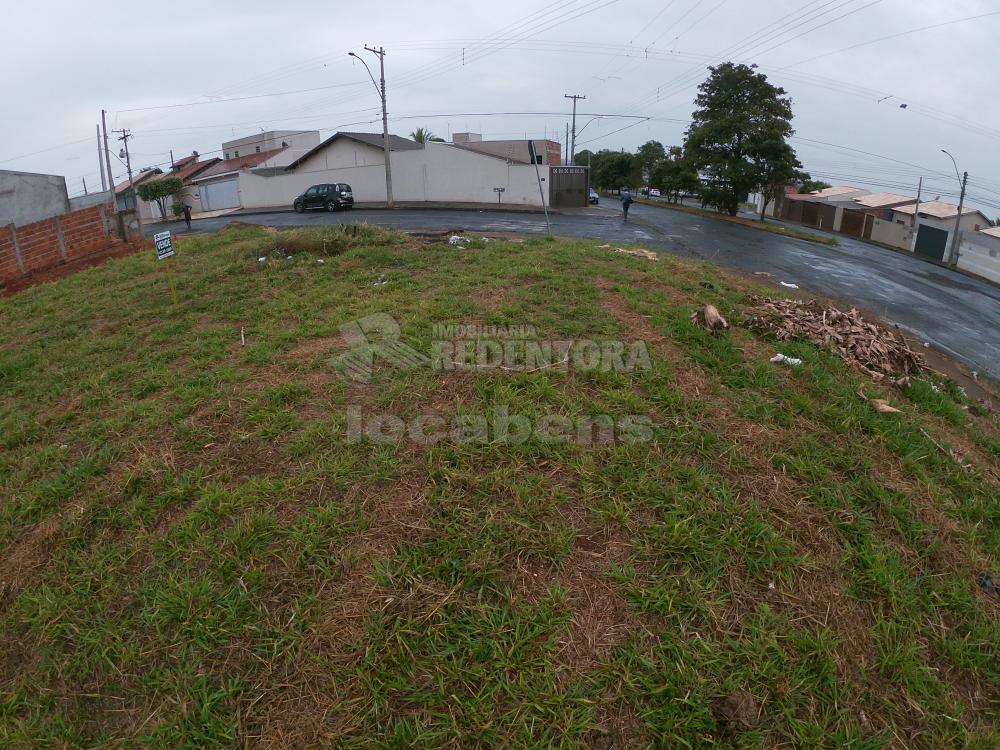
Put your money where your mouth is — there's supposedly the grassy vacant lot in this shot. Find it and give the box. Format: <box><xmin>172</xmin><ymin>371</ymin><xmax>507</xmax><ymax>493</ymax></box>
<box><xmin>0</xmin><ymin>224</ymin><xmax>997</xmax><ymax>748</ymax></box>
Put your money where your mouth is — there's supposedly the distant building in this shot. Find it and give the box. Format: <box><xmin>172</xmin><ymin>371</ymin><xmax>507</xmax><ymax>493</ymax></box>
<box><xmin>221</xmin><ymin>130</ymin><xmax>320</xmax><ymax>166</ymax></box>
<box><xmin>451</xmin><ymin>133</ymin><xmax>561</xmax><ymax>166</ymax></box>
<box><xmin>0</xmin><ymin>169</ymin><xmax>70</xmax><ymax>226</ymax></box>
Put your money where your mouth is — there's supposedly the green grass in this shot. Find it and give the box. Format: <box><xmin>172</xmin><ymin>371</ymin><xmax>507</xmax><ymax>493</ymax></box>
<box><xmin>0</xmin><ymin>224</ymin><xmax>997</xmax><ymax>748</ymax></box>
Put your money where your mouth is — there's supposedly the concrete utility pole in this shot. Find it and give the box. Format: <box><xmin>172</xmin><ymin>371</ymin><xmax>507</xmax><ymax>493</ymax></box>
<box><xmin>115</xmin><ymin>128</ymin><xmax>141</xmax><ymax>232</ymax></box>
<box><xmin>909</xmin><ymin>177</ymin><xmax>922</xmax><ymax>253</ymax></box>
<box><xmin>942</xmin><ymin>149</ymin><xmax>967</xmax><ymax>268</ymax></box>
<box><xmin>564</xmin><ymin>94</ymin><xmax>586</xmax><ymax>164</ymax></box>
<box><xmin>96</xmin><ymin>124</ymin><xmax>107</xmax><ymax>192</ymax></box>
<box><xmin>101</xmin><ymin>110</ymin><xmax>115</xmax><ymax>203</ymax></box>
<box><xmin>350</xmin><ymin>46</ymin><xmax>394</xmax><ymax>208</ymax></box>
<box><xmin>564</xmin><ymin>123</ymin><xmax>569</xmax><ymax>165</ymax></box>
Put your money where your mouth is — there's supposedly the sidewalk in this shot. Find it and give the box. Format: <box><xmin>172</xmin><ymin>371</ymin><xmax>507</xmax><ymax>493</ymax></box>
<box><xmin>232</xmin><ymin>201</ymin><xmax>567</xmax><ymax>217</ymax></box>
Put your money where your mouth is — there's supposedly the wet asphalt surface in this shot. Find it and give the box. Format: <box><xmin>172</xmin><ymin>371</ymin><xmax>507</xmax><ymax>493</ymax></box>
<box><xmin>147</xmin><ymin>203</ymin><xmax>1000</xmax><ymax>380</ymax></box>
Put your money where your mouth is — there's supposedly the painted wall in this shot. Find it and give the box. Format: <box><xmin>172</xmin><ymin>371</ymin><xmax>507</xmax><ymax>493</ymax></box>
<box><xmin>69</xmin><ymin>190</ymin><xmax>114</xmax><ymax>212</ymax></box>
<box><xmin>958</xmin><ymin>233</ymin><xmax>1000</xmax><ymax>284</ymax></box>
<box><xmin>869</xmin><ymin>215</ymin><xmax>910</xmax><ymax>249</ymax></box>
<box><xmin>236</xmin><ymin>141</ymin><xmax>549</xmax><ymax>208</ymax></box>
<box><xmin>0</xmin><ymin>170</ymin><xmax>70</xmax><ymax>226</ymax></box>
<box><xmin>238</xmin><ymin>162</ymin><xmax>387</xmax><ymax>208</ymax></box>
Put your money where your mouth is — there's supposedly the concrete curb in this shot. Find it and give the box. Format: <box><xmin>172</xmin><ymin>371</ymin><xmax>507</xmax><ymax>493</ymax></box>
<box><xmin>231</xmin><ymin>203</ymin><xmax>563</xmax><ymax>217</ymax></box>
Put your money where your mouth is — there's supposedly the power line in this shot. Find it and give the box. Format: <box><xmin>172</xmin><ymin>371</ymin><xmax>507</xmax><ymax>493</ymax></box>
<box><xmin>793</xmin><ymin>10</ymin><xmax>1000</xmax><ymax>66</ymax></box>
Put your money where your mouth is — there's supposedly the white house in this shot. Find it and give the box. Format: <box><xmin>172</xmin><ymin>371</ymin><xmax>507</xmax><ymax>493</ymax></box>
<box><xmin>958</xmin><ymin>228</ymin><xmax>1000</xmax><ymax>284</ymax></box>
<box><xmin>890</xmin><ymin>201</ymin><xmax>993</xmax><ymax>263</ymax></box>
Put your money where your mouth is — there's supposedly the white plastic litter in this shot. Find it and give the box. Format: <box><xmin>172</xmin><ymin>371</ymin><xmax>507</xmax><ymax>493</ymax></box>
<box><xmin>448</xmin><ymin>235</ymin><xmax>467</xmax><ymax>246</ymax></box>
<box><xmin>780</xmin><ymin>281</ymin><xmax>799</xmax><ymax>289</ymax></box>
<box><xmin>317</xmin><ymin>258</ymin><xmax>325</xmax><ymax>264</ymax></box>
<box><xmin>373</xmin><ymin>274</ymin><xmax>388</xmax><ymax>286</ymax></box>
<box><xmin>257</xmin><ymin>257</ymin><xmax>266</xmax><ymax>263</ymax></box>
<box><xmin>770</xmin><ymin>353</ymin><xmax>803</xmax><ymax>366</ymax></box>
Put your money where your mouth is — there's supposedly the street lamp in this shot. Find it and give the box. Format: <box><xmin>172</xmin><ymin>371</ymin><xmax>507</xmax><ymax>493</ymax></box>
<box><xmin>349</xmin><ymin>48</ymin><xmax>394</xmax><ymax>208</ymax></box>
<box><xmin>941</xmin><ymin>149</ymin><xmax>968</xmax><ymax>268</ymax></box>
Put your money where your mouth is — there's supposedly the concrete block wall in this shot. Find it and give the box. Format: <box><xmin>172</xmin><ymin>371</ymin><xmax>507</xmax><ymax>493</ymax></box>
<box><xmin>0</xmin><ymin>204</ymin><xmax>123</xmax><ymax>286</ymax></box>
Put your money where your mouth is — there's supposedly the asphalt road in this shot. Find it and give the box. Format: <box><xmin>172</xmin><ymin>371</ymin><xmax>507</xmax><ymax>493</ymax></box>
<box><xmin>147</xmin><ymin>204</ymin><xmax>1000</xmax><ymax>380</ymax></box>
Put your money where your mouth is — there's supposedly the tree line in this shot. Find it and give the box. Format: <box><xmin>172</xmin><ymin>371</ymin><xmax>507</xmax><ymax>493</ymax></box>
<box><xmin>577</xmin><ymin>63</ymin><xmax>821</xmax><ymax>219</ymax></box>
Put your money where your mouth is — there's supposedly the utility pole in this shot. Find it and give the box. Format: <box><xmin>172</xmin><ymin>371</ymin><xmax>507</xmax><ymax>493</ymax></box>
<box><xmin>367</xmin><ymin>45</ymin><xmax>393</xmax><ymax>208</ymax></box>
<box><xmin>115</xmin><ymin>128</ymin><xmax>141</xmax><ymax>232</ymax></box>
<box><xmin>82</xmin><ymin>177</ymin><xmax>88</xmax><ymax>196</ymax></box>
<box><xmin>909</xmin><ymin>177</ymin><xmax>922</xmax><ymax>253</ymax></box>
<box><xmin>941</xmin><ymin>149</ymin><xmax>967</xmax><ymax>268</ymax></box>
<box><xmin>564</xmin><ymin>94</ymin><xmax>586</xmax><ymax>164</ymax></box>
<box><xmin>350</xmin><ymin>47</ymin><xmax>393</xmax><ymax>208</ymax></box>
<box><xmin>96</xmin><ymin>124</ymin><xmax>107</xmax><ymax>192</ymax></box>
<box><xmin>564</xmin><ymin>123</ymin><xmax>569</xmax><ymax>165</ymax></box>
<box><xmin>948</xmin><ymin>171</ymin><xmax>968</xmax><ymax>267</ymax></box>
<box><xmin>101</xmin><ymin>110</ymin><xmax>115</xmax><ymax>203</ymax></box>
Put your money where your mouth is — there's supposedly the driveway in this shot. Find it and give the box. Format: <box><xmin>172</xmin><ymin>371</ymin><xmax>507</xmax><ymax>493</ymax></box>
<box><xmin>146</xmin><ymin>203</ymin><xmax>1000</xmax><ymax>380</ymax></box>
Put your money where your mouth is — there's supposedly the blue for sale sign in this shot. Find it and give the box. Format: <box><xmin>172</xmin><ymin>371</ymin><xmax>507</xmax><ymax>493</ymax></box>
<box><xmin>154</xmin><ymin>231</ymin><xmax>174</xmax><ymax>261</ymax></box>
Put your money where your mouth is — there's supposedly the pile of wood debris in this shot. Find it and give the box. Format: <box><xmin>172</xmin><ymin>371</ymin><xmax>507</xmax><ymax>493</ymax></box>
<box><xmin>745</xmin><ymin>296</ymin><xmax>925</xmax><ymax>384</ymax></box>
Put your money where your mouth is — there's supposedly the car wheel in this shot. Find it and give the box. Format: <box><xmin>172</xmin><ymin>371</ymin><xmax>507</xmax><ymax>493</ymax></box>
<box><xmin>294</xmin><ymin>202</ymin><xmax>304</xmax><ymax>213</ymax></box>
<box><xmin>326</xmin><ymin>200</ymin><xmax>338</xmax><ymax>212</ymax></box>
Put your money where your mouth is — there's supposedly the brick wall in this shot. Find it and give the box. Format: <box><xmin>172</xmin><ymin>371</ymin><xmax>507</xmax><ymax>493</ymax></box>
<box><xmin>0</xmin><ymin>204</ymin><xmax>127</xmax><ymax>285</ymax></box>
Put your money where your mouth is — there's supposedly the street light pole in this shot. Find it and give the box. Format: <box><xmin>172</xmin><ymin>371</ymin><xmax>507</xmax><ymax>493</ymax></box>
<box><xmin>350</xmin><ymin>47</ymin><xmax>394</xmax><ymax>208</ymax></box>
<box><xmin>941</xmin><ymin>149</ymin><xmax>968</xmax><ymax>268</ymax></box>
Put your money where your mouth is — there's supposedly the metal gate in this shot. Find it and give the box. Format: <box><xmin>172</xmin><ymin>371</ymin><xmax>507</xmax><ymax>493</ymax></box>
<box><xmin>549</xmin><ymin>167</ymin><xmax>588</xmax><ymax>208</ymax></box>
<box><xmin>841</xmin><ymin>209</ymin><xmax>865</xmax><ymax>238</ymax></box>
<box><xmin>914</xmin><ymin>225</ymin><xmax>949</xmax><ymax>262</ymax></box>
<box><xmin>200</xmin><ymin>178</ymin><xmax>241</xmax><ymax>211</ymax></box>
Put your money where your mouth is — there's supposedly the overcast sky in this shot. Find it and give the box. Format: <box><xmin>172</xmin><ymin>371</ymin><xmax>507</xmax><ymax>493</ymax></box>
<box><xmin>3</xmin><ymin>0</ymin><xmax>999</xmax><ymax>215</ymax></box>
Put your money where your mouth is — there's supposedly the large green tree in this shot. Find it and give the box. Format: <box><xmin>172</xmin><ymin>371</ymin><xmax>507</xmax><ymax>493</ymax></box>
<box><xmin>683</xmin><ymin>62</ymin><xmax>800</xmax><ymax>216</ymax></box>
<box><xmin>591</xmin><ymin>150</ymin><xmax>635</xmax><ymax>193</ymax></box>
<box><xmin>136</xmin><ymin>176</ymin><xmax>183</xmax><ymax>221</ymax></box>
<box><xmin>635</xmin><ymin>140</ymin><xmax>666</xmax><ymax>182</ymax></box>
<box><xmin>649</xmin><ymin>150</ymin><xmax>701</xmax><ymax>203</ymax></box>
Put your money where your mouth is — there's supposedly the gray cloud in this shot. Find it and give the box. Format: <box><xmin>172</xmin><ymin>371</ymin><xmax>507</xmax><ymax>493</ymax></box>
<box><xmin>2</xmin><ymin>0</ymin><xmax>998</xmax><ymax>214</ymax></box>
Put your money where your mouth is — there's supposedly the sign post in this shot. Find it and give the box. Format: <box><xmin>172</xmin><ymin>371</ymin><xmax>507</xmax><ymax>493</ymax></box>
<box><xmin>526</xmin><ymin>142</ymin><xmax>551</xmax><ymax>235</ymax></box>
<box><xmin>493</xmin><ymin>186</ymin><xmax>506</xmax><ymax>208</ymax></box>
<box><xmin>153</xmin><ymin>230</ymin><xmax>178</xmax><ymax>308</ymax></box>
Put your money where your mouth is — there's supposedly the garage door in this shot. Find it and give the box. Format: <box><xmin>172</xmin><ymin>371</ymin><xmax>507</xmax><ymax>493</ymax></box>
<box><xmin>914</xmin><ymin>225</ymin><xmax>949</xmax><ymax>262</ymax></box>
<box><xmin>200</xmin><ymin>179</ymin><xmax>240</xmax><ymax>211</ymax></box>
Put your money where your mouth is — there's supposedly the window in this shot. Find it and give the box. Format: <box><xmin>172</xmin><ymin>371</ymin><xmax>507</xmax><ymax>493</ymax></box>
<box><xmin>896</xmin><ymin>219</ymin><xmax>904</xmax><ymax>225</ymax></box>
<box><xmin>255</xmin><ymin>146</ymin><xmax>261</xmax><ymax>153</ymax></box>
<box><xmin>305</xmin><ymin>187</ymin><xmax>318</xmax><ymax>197</ymax></box>
<box><xmin>974</xmin><ymin>224</ymin><xmax>981</xmax><ymax>231</ymax></box>
<box><xmin>234</xmin><ymin>150</ymin><xmax>239</xmax><ymax>157</ymax></box>
<box><xmin>224</xmin><ymin>152</ymin><xmax>229</xmax><ymax>159</ymax></box>
<box><xmin>535</xmin><ymin>155</ymin><xmax>543</xmax><ymax>164</ymax></box>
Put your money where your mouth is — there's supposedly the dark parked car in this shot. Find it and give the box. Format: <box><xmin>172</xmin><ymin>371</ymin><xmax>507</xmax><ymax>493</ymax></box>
<box><xmin>588</xmin><ymin>189</ymin><xmax>599</xmax><ymax>205</ymax></box>
<box><xmin>293</xmin><ymin>183</ymin><xmax>354</xmax><ymax>212</ymax></box>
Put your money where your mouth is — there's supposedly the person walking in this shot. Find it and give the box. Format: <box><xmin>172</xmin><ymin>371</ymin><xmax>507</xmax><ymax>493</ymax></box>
<box><xmin>621</xmin><ymin>189</ymin><xmax>633</xmax><ymax>222</ymax></box>
<box><xmin>182</xmin><ymin>204</ymin><xmax>193</xmax><ymax>231</ymax></box>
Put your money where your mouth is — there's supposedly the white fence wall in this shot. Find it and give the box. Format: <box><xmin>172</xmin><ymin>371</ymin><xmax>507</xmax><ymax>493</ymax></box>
<box><xmin>236</xmin><ymin>141</ymin><xmax>548</xmax><ymax>209</ymax></box>
<box><xmin>238</xmin><ymin>164</ymin><xmax>387</xmax><ymax>209</ymax></box>
<box><xmin>958</xmin><ymin>233</ymin><xmax>1000</xmax><ymax>284</ymax></box>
